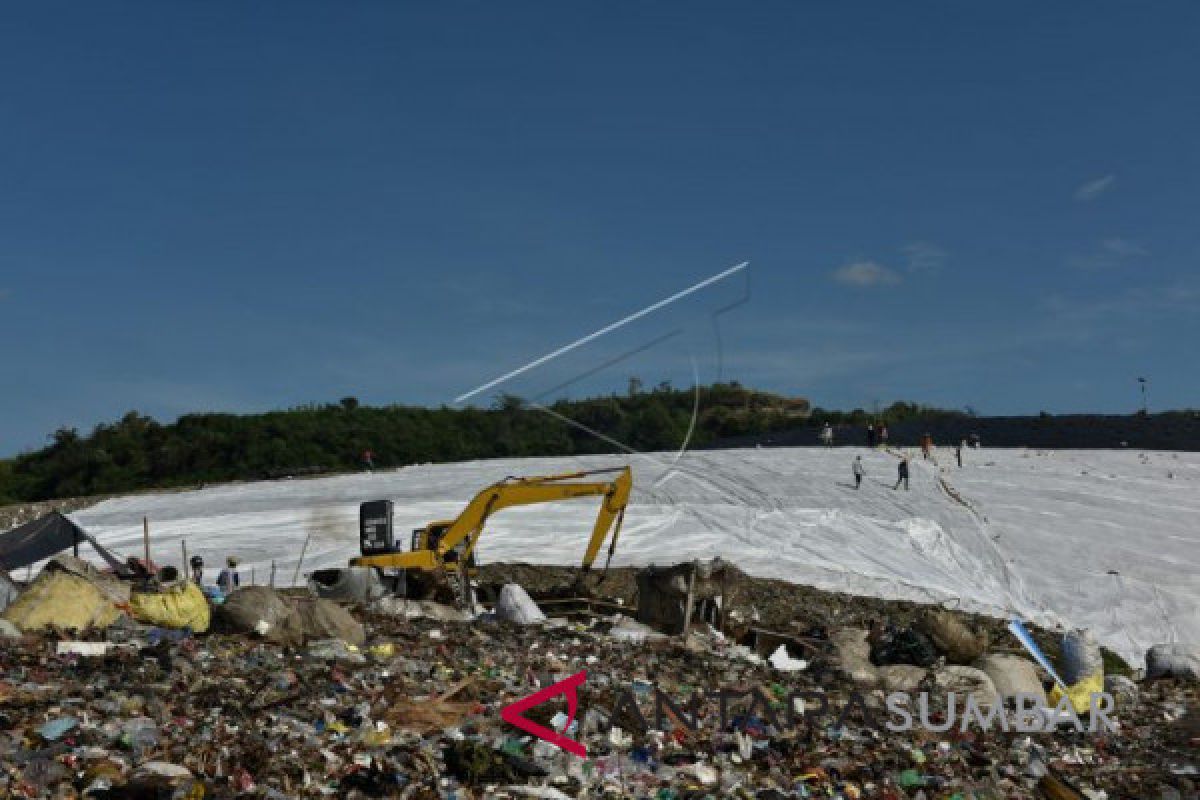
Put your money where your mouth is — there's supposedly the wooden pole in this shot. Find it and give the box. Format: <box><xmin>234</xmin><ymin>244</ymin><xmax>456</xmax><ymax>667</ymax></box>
<box><xmin>292</xmin><ymin>532</ymin><xmax>312</xmax><ymax>587</ymax></box>
<box><xmin>270</xmin><ymin>560</ymin><xmax>276</xmax><ymax>588</ymax></box>
<box><xmin>142</xmin><ymin>517</ymin><xmax>151</xmax><ymax>569</ymax></box>
<box><xmin>182</xmin><ymin>540</ymin><xmax>189</xmax><ymax>575</ymax></box>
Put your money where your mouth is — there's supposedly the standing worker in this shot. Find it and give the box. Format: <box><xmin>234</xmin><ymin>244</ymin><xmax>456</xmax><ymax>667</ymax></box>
<box><xmin>956</xmin><ymin>440</ymin><xmax>964</xmax><ymax>468</ymax></box>
<box><xmin>879</xmin><ymin>424</ymin><xmax>889</xmax><ymax>447</ymax></box>
<box><xmin>894</xmin><ymin>457</ymin><xmax>910</xmax><ymax>491</ymax></box>
<box><xmin>852</xmin><ymin>455</ymin><xmax>865</xmax><ymax>489</ymax></box>
<box><xmin>866</xmin><ymin>424</ymin><xmax>876</xmax><ymax>449</ymax></box>
<box><xmin>920</xmin><ymin>433</ymin><xmax>933</xmax><ymax>460</ymax></box>
<box><xmin>189</xmin><ymin>554</ymin><xmax>204</xmax><ymax>584</ymax></box>
<box><xmin>217</xmin><ymin>557</ymin><xmax>241</xmax><ymax>594</ymax></box>
<box><xmin>820</xmin><ymin>423</ymin><xmax>834</xmax><ymax>448</ymax></box>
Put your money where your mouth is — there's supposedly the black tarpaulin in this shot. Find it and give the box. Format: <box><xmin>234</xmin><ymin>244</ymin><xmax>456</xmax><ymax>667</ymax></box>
<box><xmin>0</xmin><ymin>512</ymin><xmax>126</xmax><ymax>573</ymax></box>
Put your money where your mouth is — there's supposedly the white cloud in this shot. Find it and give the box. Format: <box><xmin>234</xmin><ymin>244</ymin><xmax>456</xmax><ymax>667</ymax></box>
<box><xmin>900</xmin><ymin>241</ymin><xmax>947</xmax><ymax>272</ymax></box>
<box><xmin>831</xmin><ymin>260</ymin><xmax>901</xmax><ymax>287</ymax></box>
<box><xmin>1066</xmin><ymin>237</ymin><xmax>1148</xmax><ymax>271</ymax></box>
<box><xmin>1074</xmin><ymin>174</ymin><xmax>1116</xmax><ymax>201</ymax></box>
<box><xmin>1099</xmin><ymin>237</ymin><xmax>1147</xmax><ymax>257</ymax></box>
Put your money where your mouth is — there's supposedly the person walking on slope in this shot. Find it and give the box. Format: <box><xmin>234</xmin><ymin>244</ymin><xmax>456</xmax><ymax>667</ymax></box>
<box><xmin>820</xmin><ymin>423</ymin><xmax>834</xmax><ymax>448</ymax></box>
<box><xmin>879</xmin><ymin>425</ymin><xmax>889</xmax><ymax>447</ymax></box>
<box><xmin>920</xmin><ymin>433</ymin><xmax>933</xmax><ymax>460</ymax></box>
<box><xmin>894</xmin><ymin>457</ymin><xmax>910</xmax><ymax>490</ymax></box>
<box><xmin>955</xmin><ymin>441</ymin><xmax>963</xmax><ymax>468</ymax></box>
<box><xmin>866</xmin><ymin>424</ymin><xmax>876</xmax><ymax>449</ymax></box>
<box><xmin>852</xmin><ymin>455</ymin><xmax>865</xmax><ymax>489</ymax></box>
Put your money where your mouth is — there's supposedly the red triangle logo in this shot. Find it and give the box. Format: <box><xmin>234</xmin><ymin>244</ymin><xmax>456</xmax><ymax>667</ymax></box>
<box><xmin>500</xmin><ymin>669</ymin><xmax>588</xmax><ymax>758</ymax></box>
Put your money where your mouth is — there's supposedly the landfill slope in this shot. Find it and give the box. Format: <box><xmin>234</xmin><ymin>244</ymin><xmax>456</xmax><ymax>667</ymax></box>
<box><xmin>70</xmin><ymin>447</ymin><xmax>1200</xmax><ymax>666</ymax></box>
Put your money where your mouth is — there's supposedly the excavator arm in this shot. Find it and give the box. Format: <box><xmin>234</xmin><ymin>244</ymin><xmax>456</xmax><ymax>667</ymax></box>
<box><xmin>350</xmin><ymin>466</ymin><xmax>633</xmax><ymax>578</ymax></box>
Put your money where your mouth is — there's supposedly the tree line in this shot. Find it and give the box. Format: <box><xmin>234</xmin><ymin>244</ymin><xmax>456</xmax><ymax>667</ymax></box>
<box><xmin>0</xmin><ymin>383</ymin><xmax>959</xmax><ymax>504</ymax></box>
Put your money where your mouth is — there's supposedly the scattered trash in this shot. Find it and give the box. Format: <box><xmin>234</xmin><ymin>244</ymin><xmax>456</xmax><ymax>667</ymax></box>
<box><xmin>38</xmin><ymin>716</ymin><xmax>79</xmax><ymax>741</ymax></box>
<box><xmin>869</xmin><ymin>622</ymin><xmax>938</xmax><ymax>667</ymax></box>
<box><xmin>306</xmin><ymin>637</ymin><xmax>367</xmax><ymax>663</ymax></box>
<box><xmin>308</xmin><ymin>566</ymin><xmax>388</xmax><ymax>602</ymax></box>
<box><xmin>767</xmin><ymin>643</ymin><xmax>807</xmax><ymax>671</ymax></box>
<box><xmin>607</xmin><ymin>614</ymin><xmax>667</xmax><ymax>643</ymax></box>
<box><xmin>55</xmin><ymin>640</ymin><xmax>114</xmax><ymax>656</ymax></box>
<box><xmin>0</xmin><ymin>558</ymin><xmax>1190</xmax><ymax>797</ymax></box>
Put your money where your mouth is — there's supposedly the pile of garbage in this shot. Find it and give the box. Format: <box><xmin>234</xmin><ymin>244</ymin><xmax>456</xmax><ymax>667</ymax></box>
<box><xmin>0</xmin><ymin>559</ymin><xmax>1196</xmax><ymax>798</ymax></box>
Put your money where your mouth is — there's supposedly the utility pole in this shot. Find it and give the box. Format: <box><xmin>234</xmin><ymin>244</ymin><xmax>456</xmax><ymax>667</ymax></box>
<box><xmin>1138</xmin><ymin>377</ymin><xmax>1148</xmax><ymax>415</ymax></box>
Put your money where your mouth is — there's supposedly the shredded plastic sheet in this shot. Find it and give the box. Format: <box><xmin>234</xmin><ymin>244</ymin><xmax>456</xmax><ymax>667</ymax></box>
<box><xmin>768</xmin><ymin>644</ymin><xmax>807</xmax><ymax>671</ymax></box>
<box><xmin>71</xmin><ymin>448</ymin><xmax>1200</xmax><ymax>666</ymax></box>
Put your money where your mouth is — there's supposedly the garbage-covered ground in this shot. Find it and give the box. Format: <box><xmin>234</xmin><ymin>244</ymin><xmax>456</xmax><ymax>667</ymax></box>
<box><xmin>2</xmin><ymin>562</ymin><xmax>1197</xmax><ymax>799</ymax></box>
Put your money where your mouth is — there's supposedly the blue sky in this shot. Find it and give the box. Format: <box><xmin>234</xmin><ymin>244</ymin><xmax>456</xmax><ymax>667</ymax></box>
<box><xmin>1</xmin><ymin>2</ymin><xmax>1197</xmax><ymax>454</ymax></box>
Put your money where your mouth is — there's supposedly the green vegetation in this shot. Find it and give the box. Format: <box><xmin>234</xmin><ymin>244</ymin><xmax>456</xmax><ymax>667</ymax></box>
<box><xmin>0</xmin><ymin>383</ymin><xmax>962</xmax><ymax>504</ymax></box>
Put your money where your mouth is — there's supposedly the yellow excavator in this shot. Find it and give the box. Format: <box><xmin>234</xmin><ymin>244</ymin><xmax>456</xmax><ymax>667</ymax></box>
<box><xmin>350</xmin><ymin>465</ymin><xmax>632</xmax><ymax>609</ymax></box>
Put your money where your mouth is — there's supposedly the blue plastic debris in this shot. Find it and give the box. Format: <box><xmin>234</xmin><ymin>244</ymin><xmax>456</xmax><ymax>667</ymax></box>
<box><xmin>38</xmin><ymin>717</ymin><xmax>78</xmax><ymax>741</ymax></box>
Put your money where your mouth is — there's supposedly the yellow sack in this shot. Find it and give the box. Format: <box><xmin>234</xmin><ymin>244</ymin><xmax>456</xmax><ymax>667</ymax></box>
<box><xmin>2</xmin><ymin>571</ymin><xmax>121</xmax><ymax>632</ymax></box>
<box><xmin>130</xmin><ymin>581</ymin><xmax>211</xmax><ymax>633</ymax></box>
<box><xmin>1048</xmin><ymin>671</ymin><xmax>1104</xmax><ymax>714</ymax></box>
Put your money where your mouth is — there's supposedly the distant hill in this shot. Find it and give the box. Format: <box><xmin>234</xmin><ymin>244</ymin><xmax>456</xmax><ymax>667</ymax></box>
<box><xmin>1</xmin><ymin>383</ymin><xmax>1195</xmax><ymax>504</ymax></box>
<box><xmin>0</xmin><ymin>384</ymin><xmax>809</xmax><ymax>503</ymax></box>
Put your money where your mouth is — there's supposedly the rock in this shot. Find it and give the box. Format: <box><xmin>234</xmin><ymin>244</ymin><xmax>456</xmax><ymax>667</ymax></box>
<box><xmin>976</xmin><ymin>654</ymin><xmax>1045</xmax><ymax>702</ymax></box>
<box><xmin>0</xmin><ymin>619</ymin><xmax>20</xmax><ymax>638</ymax></box>
<box><xmin>495</xmin><ymin>584</ymin><xmax>546</xmax><ymax>625</ymax></box>
<box><xmin>878</xmin><ymin>664</ymin><xmax>928</xmax><ymax>693</ymax></box>
<box><xmin>1145</xmin><ymin>643</ymin><xmax>1200</xmax><ymax>681</ymax></box>
<box><xmin>934</xmin><ymin>665</ymin><xmax>997</xmax><ymax>705</ymax></box>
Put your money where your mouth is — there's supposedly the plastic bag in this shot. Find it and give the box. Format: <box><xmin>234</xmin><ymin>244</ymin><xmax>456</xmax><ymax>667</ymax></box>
<box><xmin>129</xmin><ymin>581</ymin><xmax>211</xmax><ymax>632</ymax></box>
<box><xmin>1061</xmin><ymin>628</ymin><xmax>1103</xmax><ymax>685</ymax></box>
<box><xmin>495</xmin><ymin>584</ymin><xmax>546</xmax><ymax>625</ymax></box>
<box><xmin>1145</xmin><ymin>643</ymin><xmax>1200</xmax><ymax>680</ymax></box>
